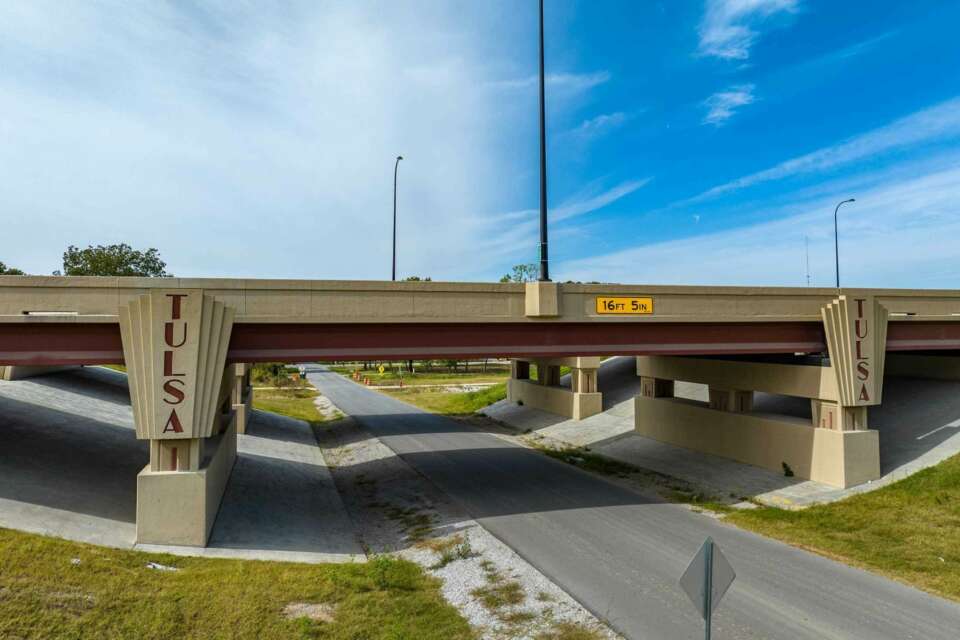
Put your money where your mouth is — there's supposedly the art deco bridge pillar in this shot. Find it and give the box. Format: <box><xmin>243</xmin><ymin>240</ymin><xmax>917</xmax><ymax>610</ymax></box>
<box><xmin>119</xmin><ymin>290</ymin><xmax>237</xmax><ymax>546</ymax></box>
<box><xmin>818</xmin><ymin>295</ymin><xmax>889</xmax><ymax>432</ymax></box>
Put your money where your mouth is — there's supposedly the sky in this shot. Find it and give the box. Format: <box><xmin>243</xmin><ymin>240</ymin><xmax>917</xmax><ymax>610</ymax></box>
<box><xmin>2</xmin><ymin>0</ymin><xmax>960</xmax><ymax>287</ymax></box>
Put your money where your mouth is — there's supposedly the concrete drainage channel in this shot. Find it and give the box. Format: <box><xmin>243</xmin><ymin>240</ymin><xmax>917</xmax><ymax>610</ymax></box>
<box><xmin>312</xmin><ymin>398</ymin><xmax>620</xmax><ymax>640</ymax></box>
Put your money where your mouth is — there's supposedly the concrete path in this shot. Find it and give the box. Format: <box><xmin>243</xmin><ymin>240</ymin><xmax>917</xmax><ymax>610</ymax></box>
<box><xmin>0</xmin><ymin>367</ymin><xmax>361</xmax><ymax>563</ymax></box>
<box><xmin>308</xmin><ymin>364</ymin><xmax>960</xmax><ymax>640</ymax></box>
<box><xmin>484</xmin><ymin>356</ymin><xmax>960</xmax><ymax>507</ymax></box>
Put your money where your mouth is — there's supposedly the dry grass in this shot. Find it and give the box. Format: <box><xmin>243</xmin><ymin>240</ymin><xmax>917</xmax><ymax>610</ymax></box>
<box><xmin>534</xmin><ymin>622</ymin><xmax>607</xmax><ymax>640</ymax></box>
<box><xmin>0</xmin><ymin>528</ymin><xmax>473</xmax><ymax>639</ymax></box>
<box><xmin>253</xmin><ymin>387</ymin><xmax>329</xmax><ymax>425</ymax></box>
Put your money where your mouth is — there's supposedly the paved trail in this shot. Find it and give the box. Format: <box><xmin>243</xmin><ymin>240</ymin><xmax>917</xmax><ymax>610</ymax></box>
<box><xmin>309</xmin><ymin>366</ymin><xmax>960</xmax><ymax>640</ymax></box>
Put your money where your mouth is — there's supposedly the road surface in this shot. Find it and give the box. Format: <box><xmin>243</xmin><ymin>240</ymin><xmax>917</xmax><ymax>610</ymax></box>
<box><xmin>308</xmin><ymin>366</ymin><xmax>960</xmax><ymax>640</ymax></box>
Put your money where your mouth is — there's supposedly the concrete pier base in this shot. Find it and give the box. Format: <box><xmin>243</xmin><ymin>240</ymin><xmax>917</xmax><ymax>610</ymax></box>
<box><xmin>136</xmin><ymin>416</ymin><xmax>238</xmax><ymax>546</ymax></box>
<box><xmin>507</xmin><ymin>357</ymin><xmax>603</xmax><ymax>420</ymax></box>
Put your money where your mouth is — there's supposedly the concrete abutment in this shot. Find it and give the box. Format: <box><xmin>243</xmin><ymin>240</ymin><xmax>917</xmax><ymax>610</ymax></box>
<box><xmin>507</xmin><ymin>356</ymin><xmax>603</xmax><ymax>420</ymax></box>
<box><xmin>633</xmin><ymin>295</ymin><xmax>887</xmax><ymax>489</ymax></box>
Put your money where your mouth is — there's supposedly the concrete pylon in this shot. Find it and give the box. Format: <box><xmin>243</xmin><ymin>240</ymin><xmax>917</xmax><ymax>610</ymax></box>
<box><xmin>821</xmin><ymin>295</ymin><xmax>889</xmax><ymax>407</ymax></box>
<box><xmin>119</xmin><ymin>289</ymin><xmax>238</xmax><ymax>546</ymax></box>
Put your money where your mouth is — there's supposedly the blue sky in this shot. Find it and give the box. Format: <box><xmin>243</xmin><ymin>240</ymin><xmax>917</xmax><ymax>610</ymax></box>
<box><xmin>2</xmin><ymin>1</ymin><xmax>960</xmax><ymax>286</ymax></box>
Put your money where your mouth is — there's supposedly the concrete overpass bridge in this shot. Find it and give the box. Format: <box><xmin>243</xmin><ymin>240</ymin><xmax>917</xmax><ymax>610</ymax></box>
<box><xmin>2</xmin><ymin>275</ymin><xmax>960</xmax><ymax>546</ymax></box>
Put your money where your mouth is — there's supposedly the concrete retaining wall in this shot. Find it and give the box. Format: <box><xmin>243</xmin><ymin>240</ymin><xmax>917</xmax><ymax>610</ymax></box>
<box><xmin>634</xmin><ymin>396</ymin><xmax>879</xmax><ymax>488</ymax></box>
<box><xmin>508</xmin><ymin>379</ymin><xmax>602</xmax><ymax>421</ymax></box>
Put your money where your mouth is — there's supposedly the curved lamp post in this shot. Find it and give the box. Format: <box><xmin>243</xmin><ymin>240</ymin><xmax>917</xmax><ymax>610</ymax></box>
<box><xmin>392</xmin><ymin>155</ymin><xmax>403</xmax><ymax>281</ymax></box>
<box><xmin>833</xmin><ymin>198</ymin><xmax>855</xmax><ymax>288</ymax></box>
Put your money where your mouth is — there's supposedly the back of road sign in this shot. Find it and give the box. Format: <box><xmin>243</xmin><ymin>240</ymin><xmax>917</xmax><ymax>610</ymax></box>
<box><xmin>680</xmin><ymin>537</ymin><xmax>736</xmax><ymax>620</ymax></box>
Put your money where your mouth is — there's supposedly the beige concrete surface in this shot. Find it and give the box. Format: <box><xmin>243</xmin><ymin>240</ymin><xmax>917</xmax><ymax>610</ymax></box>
<box><xmin>634</xmin><ymin>396</ymin><xmax>880</xmax><ymax>488</ymax></box>
<box><xmin>136</xmin><ymin>416</ymin><xmax>238</xmax><ymax>546</ymax></box>
<box><xmin>5</xmin><ymin>275</ymin><xmax>960</xmax><ymax>325</ymax></box>
<box><xmin>120</xmin><ymin>290</ymin><xmax>235</xmax><ymax>442</ymax></box>
<box><xmin>507</xmin><ymin>356</ymin><xmax>603</xmax><ymax>420</ymax></box>
<box><xmin>524</xmin><ymin>280</ymin><xmax>560</xmax><ymax>317</ymax></box>
<box><xmin>822</xmin><ymin>296</ymin><xmax>888</xmax><ymax>406</ymax></box>
<box><xmin>232</xmin><ymin>363</ymin><xmax>253</xmax><ymax>434</ymax></box>
<box><xmin>508</xmin><ymin>378</ymin><xmax>603</xmax><ymax>421</ymax></box>
<box><xmin>636</xmin><ymin>356</ymin><xmax>838</xmax><ymax>400</ymax></box>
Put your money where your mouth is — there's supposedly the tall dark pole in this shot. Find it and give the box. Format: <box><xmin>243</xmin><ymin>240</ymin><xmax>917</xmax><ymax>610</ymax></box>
<box><xmin>537</xmin><ymin>0</ymin><xmax>550</xmax><ymax>281</ymax></box>
<box><xmin>392</xmin><ymin>155</ymin><xmax>403</xmax><ymax>281</ymax></box>
<box><xmin>833</xmin><ymin>198</ymin><xmax>855</xmax><ymax>288</ymax></box>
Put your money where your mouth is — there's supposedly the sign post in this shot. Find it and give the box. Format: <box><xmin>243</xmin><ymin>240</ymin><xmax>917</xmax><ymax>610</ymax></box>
<box><xmin>680</xmin><ymin>537</ymin><xmax>736</xmax><ymax>640</ymax></box>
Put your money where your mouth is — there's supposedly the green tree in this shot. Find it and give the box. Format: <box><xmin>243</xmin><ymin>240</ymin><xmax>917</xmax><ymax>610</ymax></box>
<box><xmin>57</xmin><ymin>244</ymin><xmax>171</xmax><ymax>277</ymax></box>
<box><xmin>499</xmin><ymin>263</ymin><xmax>537</xmax><ymax>283</ymax></box>
<box><xmin>0</xmin><ymin>261</ymin><xmax>25</xmax><ymax>275</ymax></box>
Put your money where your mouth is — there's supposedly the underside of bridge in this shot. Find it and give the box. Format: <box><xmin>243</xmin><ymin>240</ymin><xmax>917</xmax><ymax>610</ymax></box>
<box><xmin>3</xmin><ymin>276</ymin><xmax>960</xmax><ymax>546</ymax></box>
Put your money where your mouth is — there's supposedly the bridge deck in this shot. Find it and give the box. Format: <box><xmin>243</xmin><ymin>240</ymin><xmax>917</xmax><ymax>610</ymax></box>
<box><xmin>1</xmin><ymin>276</ymin><xmax>959</xmax><ymax>364</ymax></box>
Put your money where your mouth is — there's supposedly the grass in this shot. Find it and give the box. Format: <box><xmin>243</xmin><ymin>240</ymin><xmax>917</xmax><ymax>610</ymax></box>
<box><xmin>471</xmin><ymin>576</ymin><xmax>525</xmax><ymax>611</ymax></box>
<box><xmin>536</xmin><ymin>446</ymin><xmax>640</xmax><ymax>479</ymax></box>
<box><xmin>253</xmin><ymin>386</ymin><xmax>331</xmax><ymax>425</ymax></box>
<box><xmin>419</xmin><ymin>535</ymin><xmax>476</xmax><ymax>570</ymax></box>
<box><xmin>726</xmin><ymin>453</ymin><xmax>960</xmax><ymax>601</ymax></box>
<box><xmin>380</xmin><ymin>382</ymin><xmax>507</xmax><ymax>415</ymax></box>
<box><xmin>534</xmin><ymin>622</ymin><xmax>606</xmax><ymax>640</ymax></box>
<box><xmin>333</xmin><ymin>366</ymin><xmax>509</xmax><ymax>387</ymax></box>
<box><xmin>0</xmin><ymin>527</ymin><xmax>473</xmax><ymax>640</ymax></box>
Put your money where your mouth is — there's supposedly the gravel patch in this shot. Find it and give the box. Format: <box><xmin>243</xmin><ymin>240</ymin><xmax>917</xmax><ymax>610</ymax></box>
<box><xmin>313</xmin><ymin>412</ymin><xmax>621</xmax><ymax>640</ymax></box>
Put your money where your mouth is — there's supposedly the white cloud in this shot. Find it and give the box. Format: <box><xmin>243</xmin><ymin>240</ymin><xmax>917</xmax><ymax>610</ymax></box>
<box><xmin>561</xmin><ymin>160</ymin><xmax>960</xmax><ymax>288</ymax></box>
<box><xmin>476</xmin><ymin>179</ymin><xmax>651</xmax><ymax>262</ymax></box>
<box><xmin>0</xmin><ymin>1</ymin><xmax>533</xmax><ymax>281</ymax></box>
<box><xmin>698</xmin><ymin>0</ymin><xmax>799</xmax><ymax>60</ymax></box>
<box><xmin>702</xmin><ymin>84</ymin><xmax>756</xmax><ymax>125</ymax></box>
<box><xmin>690</xmin><ymin>96</ymin><xmax>960</xmax><ymax>201</ymax></box>
<box><xmin>567</xmin><ymin>112</ymin><xmax>628</xmax><ymax>141</ymax></box>
<box><xmin>489</xmin><ymin>71</ymin><xmax>611</xmax><ymax>94</ymax></box>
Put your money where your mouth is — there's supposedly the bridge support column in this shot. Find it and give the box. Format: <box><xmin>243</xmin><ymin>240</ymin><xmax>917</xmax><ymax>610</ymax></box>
<box><xmin>232</xmin><ymin>363</ymin><xmax>253</xmax><ymax>434</ymax></box>
<box><xmin>639</xmin><ymin>376</ymin><xmax>674</xmax><ymax>399</ymax></box>
<box><xmin>708</xmin><ymin>387</ymin><xmax>754</xmax><ymax>413</ymax></box>
<box><xmin>120</xmin><ymin>289</ymin><xmax>238</xmax><ymax>547</ymax></box>
<box><xmin>508</xmin><ymin>357</ymin><xmax>602</xmax><ymax>420</ymax></box>
<box><xmin>635</xmin><ymin>296</ymin><xmax>889</xmax><ymax>489</ymax></box>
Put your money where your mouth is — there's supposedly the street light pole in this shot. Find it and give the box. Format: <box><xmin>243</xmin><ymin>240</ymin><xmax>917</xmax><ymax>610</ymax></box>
<box><xmin>833</xmin><ymin>198</ymin><xmax>855</xmax><ymax>288</ymax></box>
<box><xmin>392</xmin><ymin>155</ymin><xmax>403</xmax><ymax>281</ymax></box>
<box><xmin>537</xmin><ymin>0</ymin><xmax>550</xmax><ymax>282</ymax></box>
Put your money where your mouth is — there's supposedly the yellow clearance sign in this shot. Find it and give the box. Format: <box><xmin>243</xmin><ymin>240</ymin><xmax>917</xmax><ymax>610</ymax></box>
<box><xmin>596</xmin><ymin>296</ymin><xmax>654</xmax><ymax>315</ymax></box>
